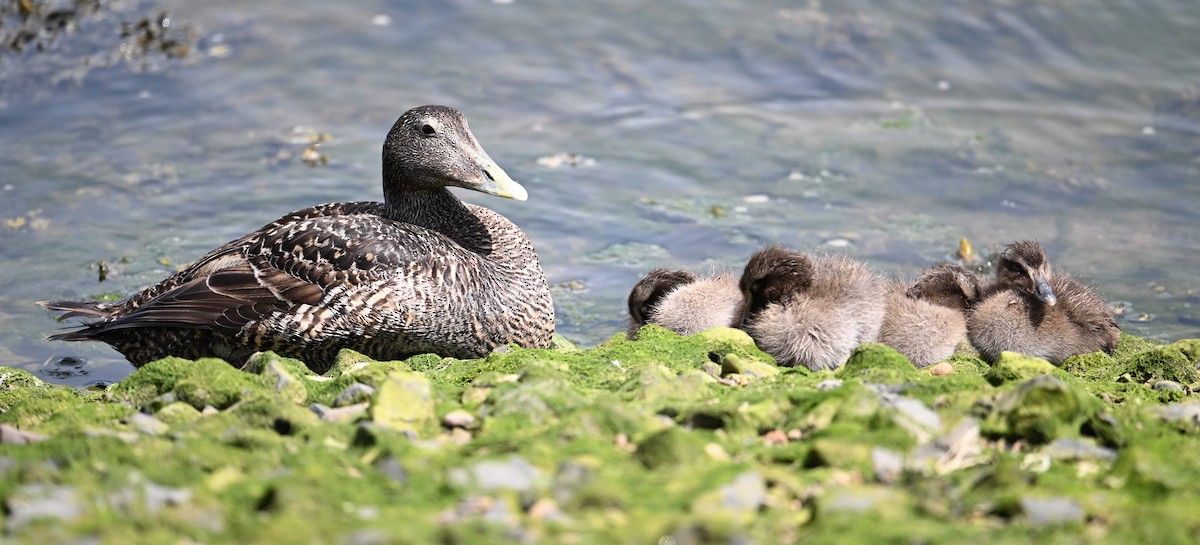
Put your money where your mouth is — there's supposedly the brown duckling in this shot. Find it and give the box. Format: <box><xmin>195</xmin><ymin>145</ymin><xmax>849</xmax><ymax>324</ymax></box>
<box><xmin>878</xmin><ymin>263</ymin><xmax>982</xmax><ymax>368</ymax></box>
<box><xmin>967</xmin><ymin>240</ymin><xmax>1119</xmax><ymax>365</ymax></box>
<box><xmin>626</xmin><ymin>268</ymin><xmax>743</xmax><ymax>338</ymax></box>
<box><xmin>739</xmin><ymin>247</ymin><xmax>886</xmax><ymax>371</ymax></box>
<box><xmin>41</xmin><ymin>106</ymin><xmax>554</xmax><ymax>373</ymax></box>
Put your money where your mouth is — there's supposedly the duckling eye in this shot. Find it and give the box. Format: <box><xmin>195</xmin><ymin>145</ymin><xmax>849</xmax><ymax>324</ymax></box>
<box><xmin>421</xmin><ymin>124</ymin><xmax>437</xmax><ymax>136</ymax></box>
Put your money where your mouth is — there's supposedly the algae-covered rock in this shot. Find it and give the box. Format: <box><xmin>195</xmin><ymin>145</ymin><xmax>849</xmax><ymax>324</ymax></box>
<box><xmin>635</xmin><ymin>426</ymin><xmax>706</xmax><ymax>469</ymax></box>
<box><xmin>156</xmin><ymin>402</ymin><xmax>202</xmax><ymax>427</ymax></box>
<box><xmin>981</xmin><ymin>375</ymin><xmax>1100</xmax><ymax>443</ymax></box>
<box><xmin>245</xmin><ymin>351</ymin><xmax>310</xmax><ymax>405</ymax></box>
<box><xmin>986</xmin><ymin>351</ymin><xmax>1072</xmax><ymax>385</ymax></box>
<box><xmin>0</xmin><ymin>367</ymin><xmax>49</xmax><ymax>412</ymax></box>
<box><xmin>371</xmin><ymin>371</ymin><xmax>435</xmax><ymax>436</ymax></box>
<box><xmin>719</xmin><ymin>353</ymin><xmax>781</xmax><ymax>379</ymax></box>
<box><xmin>836</xmin><ymin>343</ymin><xmax>921</xmax><ymax>384</ymax></box>
<box><xmin>113</xmin><ymin>357</ymin><xmax>272</xmax><ymax>410</ymax></box>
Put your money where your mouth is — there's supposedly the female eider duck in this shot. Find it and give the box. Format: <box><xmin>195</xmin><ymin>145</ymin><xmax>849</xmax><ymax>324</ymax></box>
<box><xmin>626</xmin><ymin>268</ymin><xmax>743</xmax><ymax>338</ymax></box>
<box><xmin>878</xmin><ymin>263</ymin><xmax>981</xmax><ymax>368</ymax></box>
<box><xmin>41</xmin><ymin>105</ymin><xmax>555</xmax><ymax>373</ymax></box>
<box><xmin>966</xmin><ymin>240</ymin><xmax>1119</xmax><ymax>365</ymax></box>
<box><xmin>738</xmin><ymin>247</ymin><xmax>886</xmax><ymax>371</ymax></box>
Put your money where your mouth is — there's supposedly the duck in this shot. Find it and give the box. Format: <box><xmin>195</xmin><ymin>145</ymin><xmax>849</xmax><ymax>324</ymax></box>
<box><xmin>878</xmin><ymin>263</ymin><xmax>982</xmax><ymax>368</ymax></box>
<box><xmin>41</xmin><ymin>105</ymin><xmax>555</xmax><ymax>373</ymax></box>
<box><xmin>626</xmin><ymin>268</ymin><xmax>743</xmax><ymax>338</ymax></box>
<box><xmin>738</xmin><ymin>247</ymin><xmax>886</xmax><ymax>371</ymax></box>
<box><xmin>966</xmin><ymin>240</ymin><xmax>1119</xmax><ymax>365</ymax></box>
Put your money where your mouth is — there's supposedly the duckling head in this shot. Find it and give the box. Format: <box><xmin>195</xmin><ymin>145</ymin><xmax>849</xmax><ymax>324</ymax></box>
<box><xmin>905</xmin><ymin>263</ymin><xmax>982</xmax><ymax>311</ymax></box>
<box><xmin>627</xmin><ymin>268</ymin><xmax>699</xmax><ymax>325</ymax></box>
<box><xmin>739</xmin><ymin>247</ymin><xmax>815</xmax><ymax>325</ymax></box>
<box><xmin>996</xmin><ymin>240</ymin><xmax>1057</xmax><ymax>306</ymax></box>
<box><xmin>382</xmin><ymin>105</ymin><xmax>528</xmax><ymax>202</ymax></box>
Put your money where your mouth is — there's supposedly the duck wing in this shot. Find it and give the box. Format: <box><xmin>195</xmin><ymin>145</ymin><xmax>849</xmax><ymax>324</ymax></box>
<box><xmin>98</xmin><ymin>212</ymin><xmax>440</xmax><ymax>336</ymax></box>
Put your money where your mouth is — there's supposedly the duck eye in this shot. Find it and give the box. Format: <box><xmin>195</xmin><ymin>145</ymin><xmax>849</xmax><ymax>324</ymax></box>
<box><xmin>421</xmin><ymin>124</ymin><xmax>436</xmax><ymax>136</ymax></box>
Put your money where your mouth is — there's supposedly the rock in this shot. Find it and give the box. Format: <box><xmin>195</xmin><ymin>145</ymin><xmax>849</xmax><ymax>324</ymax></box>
<box><xmin>128</xmin><ymin>412</ymin><xmax>169</xmax><ymax>435</ymax></box>
<box><xmin>816</xmin><ymin>379</ymin><xmax>844</xmax><ymax>391</ymax></box>
<box><xmin>720</xmin><ymin>354</ymin><xmax>781</xmax><ymax>379</ymax></box>
<box><xmin>253</xmin><ymin>353</ymin><xmax>309</xmax><ymax>404</ymax></box>
<box><xmin>0</xmin><ymin>423</ymin><xmax>46</xmax><ymax>445</ymax></box>
<box><xmin>4</xmin><ymin>484</ymin><xmax>84</xmax><ymax>532</ymax></box>
<box><xmin>549</xmin><ymin>333</ymin><xmax>578</xmax><ymax>351</ymax></box>
<box><xmin>635</xmin><ymin>427</ymin><xmax>705</xmax><ymax>469</ymax></box>
<box><xmin>371</xmin><ymin>371</ymin><xmax>435</xmax><ymax>436</ymax></box>
<box><xmin>374</xmin><ymin>456</ymin><xmax>408</xmax><ymax>484</ymax></box>
<box><xmin>985</xmin><ymin>352</ymin><xmax>1070</xmax><ymax>386</ymax></box>
<box><xmin>927</xmin><ymin>362</ymin><xmax>954</xmax><ymax>376</ymax></box>
<box><xmin>155</xmin><ymin>402</ymin><xmax>202</xmax><ymax>426</ymax></box>
<box><xmin>879</xmin><ymin>393</ymin><xmax>940</xmax><ymax>443</ymax></box>
<box><xmin>1044</xmin><ymin>438</ymin><xmax>1118</xmax><ymax>462</ymax></box>
<box><xmin>907</xmin><ymin>419</ymin><xmax>985</xmax><ymax>475</ymax></box>
<box><xmin>719</xmin><ymin>471</ymin><xmax>767</xmax><ymax>512</ymax></box>
<box><xmin>313</xmin><ymin>402</ymin><xmax>369</xmax><ymax>424</ymax></box>
<box><xmin>837</xmin><ymin>343</ymin><xmax>921</xmax><ymax>384</ymax></box>
<box><xmin>1152</xmin><ymin>380</ymin><xmax>1184</xmax><ymax>392</ymax></box>
<box><xmin>141</xmin><ymin>481</ymin><xmax>192</xmax><ymax>513</ymax></box>
<box><xmin>334</xmin><ymin>382</ymin><xmax>376</xmax><ymax>407</ymax></box>
<box><xmin>1019</xmin><ymin>496</ymin><xmax>1085</xmax><ymax>526</ymax></box>
<box><xmin>871</xmin><ymin>447</ymin><xmax>903</xmax><ymax>484</ymax></box>
<box><xmin>527</xmin><ymin>498</ymin><xmax>565</xmax><ymax>521</ymax></box>
<box><xmin>700</xmin><ymin>361</ymin><xmax>722</xmax><ymax>377</ymax></box>
<box><xmin>442</xmin><ymin>409</ymin><xmax>477</xmax><ymax>429</ymax></box>
<box><xmin>452</xmin><ymin>456</ymin><xmax>542</xmax><ymax>492</ymax></box>
<box><xmin>981</xmin><ymin>375</ymin><xmax>1099</xmax><ymax>444</ymax></box>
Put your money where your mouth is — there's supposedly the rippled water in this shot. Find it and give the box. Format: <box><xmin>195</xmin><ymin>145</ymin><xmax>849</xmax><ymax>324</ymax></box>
<box><xmin>2</xmin><ymin>0</ymin><xmax>1197</xmax><ymax>387</ymax></box>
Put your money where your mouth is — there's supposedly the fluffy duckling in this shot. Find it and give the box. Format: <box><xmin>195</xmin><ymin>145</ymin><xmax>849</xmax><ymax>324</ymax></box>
<box><xmin>739</xmin><ymin>247</ymin><xmax>886</xmax><ymax>371</ymax></box>
<box><xmin>967</xmin><ymin>240</ymin><xmax>1119</xmax><ymax>364</ymax></box>
<box><xmin>878</xmin><ymin>263</ymin><xmax>982</xmax><ymax>367</ymax></box>
<box><xmin>626</xmin><ymin>268</ymin><xmax>743</xmax><ymax>338</ymax></box>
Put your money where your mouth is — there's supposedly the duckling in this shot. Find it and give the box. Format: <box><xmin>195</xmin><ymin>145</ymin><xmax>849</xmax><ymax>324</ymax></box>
<box><xmin>738</xmin><ymin>247</ymin><xmax>886</xmax><ymax>371</ymax></box>
<box><xmin>967</xmin><ymin>240</ymin><xmax>1119</xmax><ymax>365</ymax></box>
<box><xmin>41</xmin><ymin>106</ymin><xmax>554</xmax><ymax>373</ymax></box>
<box><xmin>626</xmin><ymin>268</ymin><xmax>743</xmax><ymax>338</ymax></box>
<box><xmin>878</xmin><ymin>263</ymin><xmax>982</xmax><ymax>367</ymax></box>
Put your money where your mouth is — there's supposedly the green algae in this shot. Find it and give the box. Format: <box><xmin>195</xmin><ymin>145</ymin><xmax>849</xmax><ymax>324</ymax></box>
<box><xmin>2</xmin><ymin>333</ymin><xmax>1200</xmax><ymax>544</ymax></box>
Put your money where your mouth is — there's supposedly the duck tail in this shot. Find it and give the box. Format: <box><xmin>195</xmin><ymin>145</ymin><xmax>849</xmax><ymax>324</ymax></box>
<box><xmin>38</xmin><ymin>300</ymin><xmax>113</xmax><ymax>320</ymax></box>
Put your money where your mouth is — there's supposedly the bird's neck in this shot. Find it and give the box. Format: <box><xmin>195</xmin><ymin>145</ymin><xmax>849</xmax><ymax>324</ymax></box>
<box><xmin>382</xmin><ymin>187</ymin><xmax>498</xmax><ymax>256</ymax></box>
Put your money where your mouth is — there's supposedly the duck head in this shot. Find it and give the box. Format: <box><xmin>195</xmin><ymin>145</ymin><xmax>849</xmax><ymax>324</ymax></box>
<box><xmin>996</xmin><ymin>240</ymin><xmax>1057</xmax><ymax>306</ymax></box>
<box><xmin>627</xmin><ymin>268</ymin><xmax>699</xmax><ymax>325</ymax></box>
<box><xmin>382</xmin><ymin>105</ymin><xmax>527</xmax><ymax>202</ymax></box>
<box><xmin>739</xmin><ymin>247</ymin><xmax>815</xmax><ymax>326</ymax></box>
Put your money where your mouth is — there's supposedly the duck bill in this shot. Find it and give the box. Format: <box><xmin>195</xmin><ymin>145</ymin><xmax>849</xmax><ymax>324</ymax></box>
<box><xmin>1033</xmin><ymin>274</ymin><xmax>1057</xmax><ymax>306</ymax></box>
<box><xmin>472</xmin><ymin>153</ymin><xmax>528</xmax><ymax>202</ymax></box>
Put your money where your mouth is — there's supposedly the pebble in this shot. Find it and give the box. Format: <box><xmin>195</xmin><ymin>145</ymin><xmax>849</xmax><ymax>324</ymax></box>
<box><xmin>1152</xmin><ymin>380</ymin><xmax>1185</xmax><ymax>393</ymax></box>
<box><xmin>1019</xmin><ymin>496</ymin><xmax>1085</xmax><ymax>526</ymax></box>
<box><xmin>453</xmin><ymin>456</ymin><xmax>541</xmax><ymax>492</ymax></box>
<box><xmin>442</xmin><ymin>409</ymin><xmax>477</xmax><ymax>429</ymax></box>
<box><xmin>310</xmin><ymin>402</ymin><xmax>369</xmax><ymax>424</ymax></box>
<box><xmin>527</xmin><ymin>498</ymin><xmax>564</xmax><ymax>521</ymax></box>
<box><xmin>334</xmin><ymin>382</ymin><xmax>376</xmax><ymax>407</ymax></box>
<box><xmin>374</xmin><ymin>456</ymin><xmax>407</xmax><ymax>484</ymax></box>
<box><xmin>927</xmin><ymin>362</ymin><xmax>954</xmax><ymax>376</ymax></box>
<box><xmin>815</xmin><ymin>379</ymin><xmax>844</xmax><ymax>391</ymax></box>
<box><xmin>871</xmin><ymin>447</ymin><xmax>904</xmax><ymax>484</ymax></box>
<box><xmin>128</xmin><ymin>412</ymin><xmax>169</xmax><ymax>436</ymax></box>
<box><xmin>0</xmin><ymin>424</ymin><xmax>47</xmax><ymax>445</ymax></box>
<box><xmin>718</xmin><ymin>471</ymin><xmax>767</xmax><ymax>512</ymax></box>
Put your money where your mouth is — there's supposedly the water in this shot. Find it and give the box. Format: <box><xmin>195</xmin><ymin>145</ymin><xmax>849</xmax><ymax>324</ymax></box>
<box><xmin>1</xmin><ymin>0</ymin><xmax>1197</xmax><ymax>387</ymax></box>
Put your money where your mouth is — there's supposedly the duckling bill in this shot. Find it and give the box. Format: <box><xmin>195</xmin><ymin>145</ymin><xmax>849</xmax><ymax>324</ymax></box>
<box><xmin>42</xmin><ymin>105</ymin><xmax>555</xmax><ymax>373</ymax></box>
<box><xmin>967</xmin><ymin>240</ymin><xmax>1119</xmax><ymax>365</ymax></box>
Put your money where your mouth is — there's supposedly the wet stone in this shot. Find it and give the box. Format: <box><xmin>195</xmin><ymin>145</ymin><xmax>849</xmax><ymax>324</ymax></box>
<box><xmin>1019</xmin><ymin>496</ymin><xmax>1085</xmax><ymax>526</ymax></box>
<box><xmin>334</xmin><ymin>382</ymin><xmax>376</xmax><ymax>407</ymax></box>
<box><xmin>5</xmin><ymin>484</ymin><xmax>85</xmax><ymax>532</ymax></box>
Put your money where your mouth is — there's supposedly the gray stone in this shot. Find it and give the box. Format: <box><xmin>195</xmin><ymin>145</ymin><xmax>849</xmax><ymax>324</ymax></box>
<box><xmin>261</xmin><ymin>357</ymin><xmax>308</xmax><ymax>404</ymax></box>
<box><xmin>880</xmin><ymin>393</ymin><xmax>940</xmax><ymax>443</ymax></box>
<box><xmin>442</xmin><ymin>409</ymin><xmax>477</xmax><ymax>429</ymax></box>
<box><xmin>0</xmin><ymin>423</ymin><xmax>46</xmax><ymax>445</ymax></box>
<box><xmin>871</xmin><ymin>447</ymin><xmax>903</xmax><ymax>484</ymax></box>
<box><xmin>816</xmin><ymin>379</ymin><xmax>844</xmax><ymax>391</ymax></box>
<box><xmin>1019</xmin><ymin>496</ymin><xmax>1085</xmax><ymax>526</ymax></box>
<box><xmin>334</xmin><ymin>382</ymin><xmax>376</xmax><ymax>407</ymax></box>
<box><xmin>907</xmin><ymin>419</ymin><xmax>985</xmax><ymax>475</ymax></box>
<box><xmin>719</xmin><ymin>471</ymin><xmax>767</xmax><ymax>512</ymax></box>
<box><xmin>1044</xmin><ymin>438</ymin><xmax>1118</xmax><ymax>462</ymax></box>
<box><xmin>314</xmin><ymin>402</ymin><xmax>369</xmax><ymax>424</ymax></box>
<box><xmin>375</xmin><ymin>456</ymin><xmax>408</xmax><ymax>484</ymax></box>
<box><xmin>5</xmin><ymin>484</ymin><xmax>85</xmax><ymax>532</ymax></box>
<box><xmin>1153</xmin><ymin>380</ymin><xmax>1185</xmax><ymax>392</ymax></box>
<box><xmin>467</xmin><ymin>456</ymin><xmax>542</xmax><ymax>492</ymax></box>
<box><xmin>128</xmin><ymin>412</ymin><xmax>169</xmax><ymax>436</ymax></box>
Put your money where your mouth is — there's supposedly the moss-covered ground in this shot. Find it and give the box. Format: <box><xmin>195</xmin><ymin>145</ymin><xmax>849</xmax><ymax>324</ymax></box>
<box><xmin>3</xmin><ymin>327</ymin><xmax>1200</xmax><ymax>544</ymax></box>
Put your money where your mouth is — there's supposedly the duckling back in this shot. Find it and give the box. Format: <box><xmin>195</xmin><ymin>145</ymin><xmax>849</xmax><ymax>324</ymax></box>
<box><xmin>626</xmin><ymin>269</ymin><xmax>743</xmax><ymax>338</ymax></box>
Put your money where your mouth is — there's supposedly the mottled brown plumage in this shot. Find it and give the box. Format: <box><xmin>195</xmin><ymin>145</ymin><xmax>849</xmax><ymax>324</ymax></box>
<box><xmin>626</xmin><ymin>269</ymin><xmax>743</xmax><ymax>338</ymax></box>
<box><xmin>879</xmin><ymin>264</ymin><xmax>980</xmax><ymax>368</ymax></box>
<box><xmin>42</xmin><ymin>105</ymin><xmax>554</xmax><ymax>373</ymax></box>
<box><xmin>739</xmin><ymin>247</ymin><xmax>886</xmax><ymax>371</ymax></box>
<box><xmin>967</xmin><ymin>240</ymin><xmax>1119</xmax><ymax>365</ymax></box>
